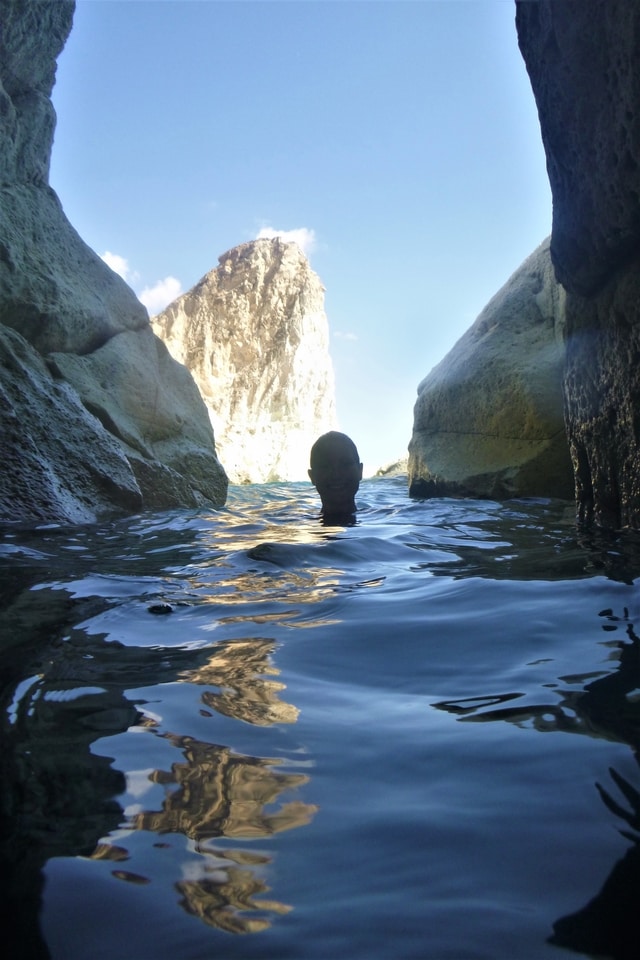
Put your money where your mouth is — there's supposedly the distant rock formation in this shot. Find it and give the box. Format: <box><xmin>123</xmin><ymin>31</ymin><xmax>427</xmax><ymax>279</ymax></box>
<box><xmin>0</xmin><ymin>0</ymin><xmax>227</xmax><ymax>524</ymax></box>
<box><xmin>408</xmin><ymin>239</ymin><xmax>574</xmax><ymax>501</ymax></box>
<box><xmin>152</xmin><ymin>238</ymin><xmax>336</xmax><ymax>484</ymax></box>
<box><xmin>516</xmin><ymin>0</ymin><xmax>640</xmax><ymax>528</ymax></box>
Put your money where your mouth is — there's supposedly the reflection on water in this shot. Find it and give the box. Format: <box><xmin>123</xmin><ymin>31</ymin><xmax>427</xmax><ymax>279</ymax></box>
<box><xmin>434</xmin><ymin>604</ymin><xmax>640</xmax><ymax>960</ymax></box>
<box><xmin>122</xmin><ymin>727</ymin><xmax>315</xmax><ymax>933</ymax></box>
<box><xmin>3</xmin><ymin>481</ymin><xmax>640</xmax><ymax>958</ymax></box>
<box><xmin>131</xmin><ymin>733</ymin><xmax>316</xmax><ymax>841</ymax></box>
<box><xmin>432</xmin><ymin>607</ymin><xmax>640</xmax><ymax>745</ymax></box>
<box><xmin>186</xmin><ymin>638</ymin><xmax>300</xmax><ymax>725</ymax></box>
<box><xmin>175</xmin><ymin>861</ymin><xmax>292</xmax><ymax>934</ymax></box>
<box><xmin>549</xmin><ymin>757</ymin><xmax>640</xmax><ymax>960</ymax></box>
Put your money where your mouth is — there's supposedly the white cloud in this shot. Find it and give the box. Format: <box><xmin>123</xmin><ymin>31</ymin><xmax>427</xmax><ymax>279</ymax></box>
<box><xmin>101</xmin><ymin>250</ymin><xmax>181</xmax><ymax>314</ymax></box>
<box><xmin>334</xmin><ymin>330</ymin><xmax>358</xmax><ymax>341</ymax></box>
<box><xmin>138</xmin><ymin>276</ymin><xmax>183</xmax><ymax>315</ymax></box>
<box><xmin>255</xmin><ymin>225</ymin><xmax>317</xmax><ymax>256</ymax></box>
<box><xmin>101</xmin><ymin>250</ymin><xmax>132</xmax><ymax>282</ymax></box>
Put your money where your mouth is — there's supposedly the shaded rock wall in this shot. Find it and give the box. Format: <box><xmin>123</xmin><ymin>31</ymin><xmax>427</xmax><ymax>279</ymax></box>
<box><xmin>516</xmin><ymin>0</ymin><xmax>640</xmax><ymax>528</ymax></box>
<box><xmin>0</xmin><ymin>0</ymin><xmax>227</xmax><ymax>524</ymax></box>
<box><xmin>153</xmin><ymin>239</ymin><xmax>336</xmax><ymax>484</ymax></box>
<box><xmin>408</xmin><ymin>239</ymin><xmax>573</xmax><ymax>501</ymax></box>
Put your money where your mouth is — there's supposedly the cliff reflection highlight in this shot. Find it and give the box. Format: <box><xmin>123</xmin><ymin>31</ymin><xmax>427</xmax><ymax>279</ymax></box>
<box><xmin>95</xmin><ymin>636</ymin><xmax>314</xmax><ymax>935</ymax></box>
<box><xmin>184</xmin><ymin>637</ymin><xmax>300</xmax><ymax>725</ymax></box>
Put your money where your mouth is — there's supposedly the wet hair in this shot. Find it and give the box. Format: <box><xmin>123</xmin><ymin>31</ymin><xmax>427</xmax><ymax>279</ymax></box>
<box><xmin>309</xmin><ymin>431</ymin><xmax>360</xmax><ymax>468</ymax></box>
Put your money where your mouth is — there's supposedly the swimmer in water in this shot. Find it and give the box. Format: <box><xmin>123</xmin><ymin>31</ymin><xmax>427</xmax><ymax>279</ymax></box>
<box><xmin>308</xmin><ymin>431</ymin><xmax>363</xmax><ymax>522</ymax></box>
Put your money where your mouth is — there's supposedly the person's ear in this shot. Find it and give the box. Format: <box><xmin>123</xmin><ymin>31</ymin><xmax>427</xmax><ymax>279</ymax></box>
<box><xmin>357</xmin><ymin>463</ymin><xmax>363</xmax><ymax>480</ymax></box>
<box><xmin>308</xmin><ymin>468</ymin><xmax>315</xmax><ymax>484</ymax></box>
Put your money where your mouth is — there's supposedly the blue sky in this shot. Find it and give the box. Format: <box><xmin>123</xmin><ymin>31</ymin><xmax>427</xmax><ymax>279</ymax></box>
<box><xmin>49</xmin><ymin>0</ymin><xmax>552</xmax><ymax>475</ymax></box>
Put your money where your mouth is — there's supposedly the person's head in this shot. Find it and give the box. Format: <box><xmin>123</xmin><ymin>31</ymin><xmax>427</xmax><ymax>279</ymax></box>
<box><xmin>308</xmin><ymin>431</ymin><xmax>363</xmax><ymax>518</ymax></box>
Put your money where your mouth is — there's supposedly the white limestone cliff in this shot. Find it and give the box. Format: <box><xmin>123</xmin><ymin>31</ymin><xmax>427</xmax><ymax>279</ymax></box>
<box><xmin>152</xmin><ymin>238</ymin><xmax>337</xmax><ymax>483</ymax></box>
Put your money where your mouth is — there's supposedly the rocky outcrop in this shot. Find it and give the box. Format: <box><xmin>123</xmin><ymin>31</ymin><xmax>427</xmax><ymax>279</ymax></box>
<box><xmin>408</xmin><ymin>239</ymin><xmax>574</xmax><ymax>501</ymax></box>
<box><xmin>516</xmin><ymin>0</ymin><xmax>640</xmax><ymax>528</ymax></box>
<box><xmin>374</xmin><ymin>458</ymin><xmax>408</xmax><ymax>479</ymax></box>
<box><xmin>0</xmin><ymin>0</ymin><xmax>227</xmax><ymax>524</ymax></box>
<box><xmin>152</xmin><ymin>238</ymin><xmax>336</xmax><ymax>484</ymax></box>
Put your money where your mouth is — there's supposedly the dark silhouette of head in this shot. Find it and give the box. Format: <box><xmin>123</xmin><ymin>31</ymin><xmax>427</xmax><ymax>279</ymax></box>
<box><xmin>308</xmin><ymin>431</ymin><xmax>363</xmax><ymax>520</ymax></box>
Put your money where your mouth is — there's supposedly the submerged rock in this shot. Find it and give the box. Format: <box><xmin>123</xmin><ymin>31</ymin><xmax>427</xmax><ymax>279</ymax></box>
<box><xmin>516</xmin><ymin>0</ymin><xmax>640</xmax><ymax>528</ymax></box>
<box><xmin>0</xmin><ymin>0</ymin><xmax>227</xmax><ymax>524</ymax></box>
<box><xmin>152</xmin><ymin>238</ymin><xmax>336</xmax><ymax>483</ymax></box>
<box><xmin>408</xmin><ymin>239</ymin><xmax>573</xmax><ymax>501</ymax></box>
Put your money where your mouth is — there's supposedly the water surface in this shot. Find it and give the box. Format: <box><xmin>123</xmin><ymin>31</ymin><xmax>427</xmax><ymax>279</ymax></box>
<box><xmin>2</xmin><ymin>479</ymin><xmax>639</xmax><ymax>959</ymax></box>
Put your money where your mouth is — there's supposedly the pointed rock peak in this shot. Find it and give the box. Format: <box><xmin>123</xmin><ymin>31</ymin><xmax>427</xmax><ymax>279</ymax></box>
<box><xmin>153</xmin><ymin>241</ymin><xmax>337</xmax><ymax>484</ymax></box>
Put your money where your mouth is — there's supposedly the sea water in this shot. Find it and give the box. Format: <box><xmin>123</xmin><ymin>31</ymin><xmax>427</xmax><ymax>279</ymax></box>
<box><xmin>1</xmin><ymin>478</ymin><xmax>639</xmax><ymax>960</ymax></box>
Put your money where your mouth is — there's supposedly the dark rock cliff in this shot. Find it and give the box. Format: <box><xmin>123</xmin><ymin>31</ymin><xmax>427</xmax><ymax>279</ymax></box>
<box><xmin>0</xmin><ymin>0</ymin><xmax>227</xmax><ymax>524</ymax></box>
<box><xmin>516</xmin><ymin>0</ymin><xmax>640</xmax><ymax>528</ymax></box>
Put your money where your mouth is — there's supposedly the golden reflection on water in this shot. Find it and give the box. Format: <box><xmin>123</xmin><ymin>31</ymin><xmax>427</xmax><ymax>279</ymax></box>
<box><xmin>198</xmin><ymin>512</ymin><xmax>331</xmax><ymax>551</ymax></box>
<box><xmin>191</xmin><ymin>516</ymin><xmax>349</xmax><ymax>612</ymax></box>
<box><xmin>181</xmin><ymin>840</ymin><xmax>298</xmax><ymax>932</ymax></box>
<box><xmin>119</xmin><ymin>733</ymin><xmax>316</xmax><ymax>933</ymax></box>
<box><xmin>176</xmin><ymin>862</ymin><xmax>293</xmax><ymax>934</ymax></box>
<box><xmin>131</xmin><ymin>734</ymin><xmax>316</xmax><ymax>840</ymax></box>
<box><xmin>92</xmin><ymin>635</ymin><xmax>316</xmax><ymax>934</ymax></box>
<box><xmin>190</xmin><ymin>564</ymin><xmax>342</xmax><ymax>613</ymax></box>
<box><xmin>182</xmin><ymin>637</ymin><xmax>299</xmax><ymax>725</ymax></box>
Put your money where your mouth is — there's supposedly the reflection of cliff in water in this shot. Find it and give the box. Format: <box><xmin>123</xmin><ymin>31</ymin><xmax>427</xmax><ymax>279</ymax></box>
<box><xmin>176</xmin><ymin>860</ymin><xmax>292</xmax><ymax>934</ymax></box>
<box><xmin>91</xmin><ymin>840</ymin><xmax>293</xmax><ymax>934</ymax></box>
<box><xmin>0</xmin><ymin>645</ymin><xmax>136</xmax><ymax>959</ymax></box>
<box><xmin>432</xmin><ymin>609</ymin><xmax>640</xmax><ymax>749</ymax></box>
<box><xmin>550</xmin><ymin>758</ymin><xmax>640</xmax><ymax>960</ymax></box>
<box><xmin>107</xmin><ymin>638</ymin><xmax>313</xmax><ymax>935</ymax></box>
<box><xmin>412</xmin><ymin>501</ymin><xmax>640</xmax><ymax>584</ymax></box>
<box><xmin>0</xmin><ymin>566</ymin><xmax>311</xmax><ymax>946</ymax></box>
<box><xmin>184</xmin><ymin>637</ymin><xmax>299</xmax><ymax>725</ymax></box>
<box><xmin>131</xmin><ymin>733</ymin><xmax>316</xmax><ymax>840</ymax></box>
<box><xmin>433</xmin><ymin>609</ymin><xmax>640</xmax><ymax>960</ymax></box>
<box><xmin>123</xmin><ymin>730</ymin><xmax>316</xmax><ymax>933</ymax></box>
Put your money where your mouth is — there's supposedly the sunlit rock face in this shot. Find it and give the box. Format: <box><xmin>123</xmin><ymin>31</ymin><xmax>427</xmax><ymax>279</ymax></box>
<box><xmin>0</xmin><ymin>0</ymin><xmax>227</xmax><ymax>524</ymax></box>
<box><xmin>516</xmin><ymin>0</ymin><xmax>640</xmax><ymax>528</ymax></box>
<box><xmin>408</xmin><ymin>239</ymin><xmax>574</xmax><ymax>501</ymax></box>
<box><xmin>152</xmin><ymin>238</ymin><xmax>337</xmax><ymax>483</ymax></box>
